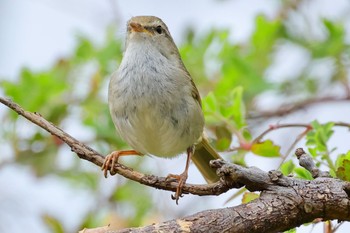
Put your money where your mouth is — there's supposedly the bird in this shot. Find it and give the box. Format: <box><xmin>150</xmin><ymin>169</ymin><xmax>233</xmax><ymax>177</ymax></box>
<box><xmin>102</xmin><ymin>16</ymin><xmax>222</xmax><ymax>203</ymax></box>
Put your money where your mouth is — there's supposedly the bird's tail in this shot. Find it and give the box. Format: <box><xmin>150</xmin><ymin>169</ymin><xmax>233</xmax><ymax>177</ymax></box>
<box><xmin>192</xmin><ymin>135</ymin><xmax>222</xmax><ymax>183</ymax></box>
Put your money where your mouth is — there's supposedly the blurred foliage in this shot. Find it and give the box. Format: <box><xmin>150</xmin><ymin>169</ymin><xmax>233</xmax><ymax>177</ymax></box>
<box><xmin>251</xmin><ymin>139</ymin><xmax>282</xmax><ymax>157</ymax></box>
<box><xmin>284</xmin><ymin>228</ymin><xmax>297</xmax><ymax>233</ymax></box>
<box><xmin>43</xmin><ymin>215</ymin><xmax>65</xmax><ymax>233</ymax></box>
<box><xmin>1</xmin><ymin>1</ymin><xmax>350</xmax><ymax>232</ymax></box>
<box><xmin>241</xmin><ymin>192</ymin><xmax>259</xmax><ymax>204</ymax></box>
<box><xmin>336</xmin><ymin>151</ymin><xmax>350</xmax><ymax>181</ymax></box>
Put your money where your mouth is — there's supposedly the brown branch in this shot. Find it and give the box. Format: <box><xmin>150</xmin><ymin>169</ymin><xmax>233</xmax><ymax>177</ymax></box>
<box><xmin>252</xmin><ymin>123</ymin><xmax>311</xmax><ymax>144</ymax></box>
<box><xmin>0</xmin><ymin>97</ymin><xmax>229</xmax><ymax>197</ymax></box>
<box><xmin>252</xmin><ymin>122</ymin><xmax>350</xmax><ymax>144</ymax></box>
<box><xmin>2</xmin><ymin>97</ymin><xmax>350</xmax><ymax>233</ymax></box>
<box><xmin>88</xmin><ymin>156</ymin><xmax>350</xmax><ymax>233</ymax></box>
<box><xmin>249</xmin><ymin>96</ymin><xmax>350</xmax><ymax>119</ymax></box>
<box><xmin>228</xmin><ymin>116</ymin><xmax>350</xmax><ymax>154</ymax></box>
<box><xmin>252</xmin><ymin>122</ymin><xmax>350</xmax><ymax>169</ymax></box>
<box><xmin>295</xmin><ymin>148</ymin><xmax>331</xmax><ymax>178</ymax></box>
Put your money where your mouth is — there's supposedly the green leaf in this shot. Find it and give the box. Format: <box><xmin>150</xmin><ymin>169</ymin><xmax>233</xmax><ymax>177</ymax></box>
<box><xmin>242</xmin><ymin>192</ymin><xmax>259</xmax><ymax>203</ymax></box>
<box><xmin>280</xmin><ymin>160</ymin><xmax>295</xmax><ymax>176</ymax></box>
<box><xmin>202</xmin><ymin>92</ymin><xmax>222</xmax><ymax>125</ymax></box>
<box><xmin>306</xmin><ymin>120</ymin><xmax>334</xmax><ymax>155</ymax></box>
<box><xmin>336</xmin><ymin>159</ymin><xmax>350</xmax><ymax>181</ymax></box>
<box><xmin>251</xmin><ymin>15</ymin><xmax>282</xmax><ymax>54</ymax></box>
<box><xmin>78</xmin><ymin>211</ymin><xmax>105</xmax><ymax>229</ymax></box>
<box><xmin>202</xmin><ymin>92</ymin><xmax>218</xmax><ymax>113</ymax></box>
<box><xmin>335</xmin><ymin>151</ymin><xmax>350</xmax><ymax>168</ymax></box>
<box><xmin>215</xmin><ymin>126</ymin><xmax>232</xmax><ymax>151</ymax></box>
<box><xmin>251</xmin><ymin>140</ymin><xmax>281</xmax><ymax>157</ymax></box>
<box><xmin>308</xmin><ymin>147</ymin><xmax>318</xmax><ymax>157</ymax></box>
<box><xmin>203</xmin><ymin>87</ymin><xmax>247</xmax><ymax>131</ymax></box>
<box><xmin>43</xmin><ymin>214</ymin><xmax>65</xmax><ymax>233</ymax></box>
<box><xmin>2</xmin><ymin>67</ymin><xmax>69</xmax><ymax>123</ymax></box>
<box><xmin>75</xmin><ymin>36</ymin><xmax>95</xmax><ymax>61</ymax></box>
<box><xmin>225</xmin><ymin>86</ymin><xmax>246</xmax><ymax>129</ymax></box>
<box><xmin>180</xmin><ymin>28</ymin><xmax>220</xmax><ymax>84</ymax></box>
<box><xmin>294</xmin><ymin>167</ymin><xmax>313</xmax><ymax>180</ymax></box>
<box><xmin>316</xmin><ymin>19</ymin><xmax>345</xmax><ymax>57</ymax></box>
<box><xmin>232</xmin><ymin>150</ymin><xmax>248</xmax><ymax>166</ymax></box>
<box><xmin>284</xmin><ymin>228</ymin><xmax>296</xmax><ymax>233</ymax></box>
<box><xmin>215</xmin><ymin>138</ymin><xmax>231</xmax><ymax>151</ymax></box>
<box><xmin>96</xmin><ymin>27</ymin><xmax>123</xmax><ymax>74</ymax></box>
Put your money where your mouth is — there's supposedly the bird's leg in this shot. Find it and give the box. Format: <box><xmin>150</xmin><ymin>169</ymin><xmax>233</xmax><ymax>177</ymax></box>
<box><xmin>166</xmin><ymin>145</ymin><xmax>194</xmax><ymax>204</ymax></box>
<box><xmin>101</xmin><ymin>150</ymin><xmax>142</xmax><ymax>178</ymax></box>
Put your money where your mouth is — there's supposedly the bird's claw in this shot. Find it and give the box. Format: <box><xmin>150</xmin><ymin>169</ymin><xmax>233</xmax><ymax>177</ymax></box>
<box><xmin>101</xmin><ymin>151</ymin><xmax>121</xmax><ymax>178</ymax></box>
<box><xmin>166</xmin><ymin>172</ymin><xmax>188</xmax><ymax>204</ymax></box>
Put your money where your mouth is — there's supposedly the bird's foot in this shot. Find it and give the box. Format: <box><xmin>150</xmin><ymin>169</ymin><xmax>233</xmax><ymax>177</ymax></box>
<box><xmin>166</xmin><ymin>172</ymin><xmax>188</xmax><ymax>204</ymax></box>
<box><xmin>101</xmin><ymin>150</ymin><xmax>141</xmax><ymax>178</ymax></box>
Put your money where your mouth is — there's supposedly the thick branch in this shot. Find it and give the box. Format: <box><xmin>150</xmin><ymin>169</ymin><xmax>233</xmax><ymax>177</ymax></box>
<box><xmin>97</xmin><ymin>159</ymin><xmax>350</xmax><ymax>233</ymax></box>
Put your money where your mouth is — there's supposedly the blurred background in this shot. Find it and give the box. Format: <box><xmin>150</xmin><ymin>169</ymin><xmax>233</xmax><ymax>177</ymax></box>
<box><xmin>1</xmin><ymin>0</ymin><xmax>350</xmax><ymax>232</ymax></box>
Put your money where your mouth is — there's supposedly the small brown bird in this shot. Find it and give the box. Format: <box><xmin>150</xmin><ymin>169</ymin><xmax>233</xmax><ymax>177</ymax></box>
<box><xmin>102</xmin><ymin>16</ymin><xmax>221</xmax><ymax>203</ymax></box>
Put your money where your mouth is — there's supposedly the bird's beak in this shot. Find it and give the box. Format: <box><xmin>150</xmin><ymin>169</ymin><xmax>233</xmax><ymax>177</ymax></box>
<box><xmin>129</xmin><ymin>22</ymin><xmax>150</xmax><ymax>34</ymax></box>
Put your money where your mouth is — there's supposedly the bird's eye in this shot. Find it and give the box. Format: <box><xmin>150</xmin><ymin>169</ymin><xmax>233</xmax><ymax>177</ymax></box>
<box><xmin>155</xmin><ymin>25</ymin><xmax>162</xmax><ymax>34</ymax></box>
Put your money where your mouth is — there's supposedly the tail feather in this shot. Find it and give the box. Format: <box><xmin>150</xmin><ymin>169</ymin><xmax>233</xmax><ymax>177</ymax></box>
<box><xmin>191</xmin><ymin>136</ymin><xmax>222</xmax><ymax>183</ymax></box>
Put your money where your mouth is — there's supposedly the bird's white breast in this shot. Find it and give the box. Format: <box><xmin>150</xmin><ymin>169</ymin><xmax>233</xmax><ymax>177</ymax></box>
<box><xmin>108</xmin><ymin>40</ymin><xmax>204</xmax><ymax>158</ymax></box>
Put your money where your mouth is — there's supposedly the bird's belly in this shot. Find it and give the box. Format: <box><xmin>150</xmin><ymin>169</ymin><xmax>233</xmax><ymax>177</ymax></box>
<box><xmin>109</xmin><ymin>56</ymin><xmax>204</xmax><ymax>158</ymax></box>
<box><xmin>115</xmin><ymin>106</ymin><xmax>198</xmax><ymax>158</ymax></box>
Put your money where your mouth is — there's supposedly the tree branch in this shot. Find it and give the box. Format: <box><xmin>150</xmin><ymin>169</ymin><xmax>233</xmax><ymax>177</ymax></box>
<box><xmin>0</xmin><ymin>97</ymin><xmax>229</xmax><ymax>197</ymax></box>
<box><xmin>249</xmin><ymin>96</ymin><xmax>350</xmax><ymax>119</ymax></box>
<box><xmin>87</xmin><ymin>157</ymin><xmax>350</xmax><ymax>233</ymax></box>
<box><xmin>2</xmin><ymin>96</ymin><xmax>350</xmax><ymax>233</ymax></box>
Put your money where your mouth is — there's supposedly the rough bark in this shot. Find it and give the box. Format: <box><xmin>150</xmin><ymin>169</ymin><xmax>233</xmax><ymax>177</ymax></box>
<box><xmin>105</xmin><ymin>159</ymin><xmax>350</xmax><ymax>233</ymax></box>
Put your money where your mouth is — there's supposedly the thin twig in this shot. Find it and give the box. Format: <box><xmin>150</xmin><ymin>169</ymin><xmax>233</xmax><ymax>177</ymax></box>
<box><xmin>277</xmin><ymin>127</ymin><xmax>311</xmax><ymax>168</ymax></box>
<box><xmin>249</xmin><ymin>96</ymin><xmax>350</xmax><ymax>119</ymax></box>
<box><xmin>252</xmin><ymin>123</ymin><xmax>311</xmax><ymax>144</ymax></box>
<box><xmin>253</xmin><ymin>122</ymin><xmax>350</xmax><ymax>144</ymax></box>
